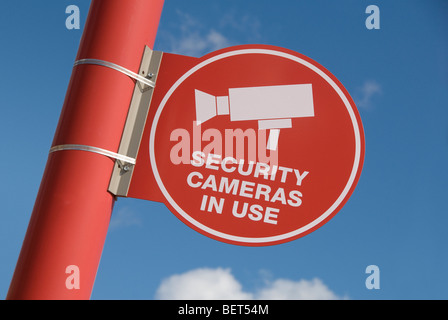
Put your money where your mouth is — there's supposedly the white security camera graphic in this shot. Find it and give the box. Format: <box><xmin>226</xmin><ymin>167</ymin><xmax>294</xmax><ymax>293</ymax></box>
<box><xmin>194</xmin><ymin>84</ymin><xmax>315</xmax><ymax>150</ymax></box>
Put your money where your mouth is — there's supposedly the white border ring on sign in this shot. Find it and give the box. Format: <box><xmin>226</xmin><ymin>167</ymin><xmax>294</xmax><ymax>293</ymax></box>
<box><xmin>149</xmin><ymin>48</ymin><xmax>362</xmax><ymax>245</ymax></box>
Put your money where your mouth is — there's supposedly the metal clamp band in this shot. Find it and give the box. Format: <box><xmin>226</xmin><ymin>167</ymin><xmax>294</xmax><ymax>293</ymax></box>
<box><xmin>49</xmin><ymin>144</ymin><xmax>136</xmax><ymax>165</ymax></box>
<box><xmin>74</xmin><ymin>59</ymin><xmax>156</xmax><ymax>88</ymax></box>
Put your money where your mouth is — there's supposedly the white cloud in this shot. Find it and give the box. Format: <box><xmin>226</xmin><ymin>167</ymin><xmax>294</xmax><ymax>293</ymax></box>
<box><xmin>219</xmin><ymin>11</ymin><xmax>262</xmax><ymax>41</ymax></box>
<box><xmin>109</xmin><ymin>207</ymin><xmax>142</xmax><ymax>230</ymax></box>
<box><xmin>356</xmin><ymin>80</ymin><xmax>382</xmax><ymax>109</ymax></box>
<box><xmin>155</xmin><ymin>268</ymin><xmax>252</xmax><ymax>300</ymax></box>
<box><xmin>169</xmin><ymin>28</ymin><xmax>230</xmax><ymax>58</ymax></box>
<box><xmin>157</xmin><ymin>10</ymin><xmax>261</xmax><ymax>57</ymax></box>
<box><xmin>256</xmin><ymin>278</ymin><xmax>342</xmax><ymax>300</ymax></box>
<box><xmin>161</xmin><ymin>11</ymin><xmax>230</xmax><ymax>57</ymax></box>
<box><xmin>154</xmin><ymin>267</ymin><xmax>344</xmax><ymax>300</ymax></box>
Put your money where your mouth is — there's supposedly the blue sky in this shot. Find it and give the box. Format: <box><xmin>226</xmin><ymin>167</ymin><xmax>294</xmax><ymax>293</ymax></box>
<box><xmin>1</xmin><ymin>0</ymin><xmax>447</xmax><ymax>300</ymax></box>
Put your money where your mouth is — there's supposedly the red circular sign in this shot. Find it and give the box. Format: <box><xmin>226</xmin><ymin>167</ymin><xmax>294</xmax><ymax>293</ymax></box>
<box><xmin>149</xmin><ymin>45</ymin><xmax>365</xmax><ymax>246</ymax></box>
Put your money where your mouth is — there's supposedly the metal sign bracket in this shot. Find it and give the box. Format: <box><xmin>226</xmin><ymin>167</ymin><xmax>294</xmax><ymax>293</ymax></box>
<box><xmin>108</xmin><ymin>46</ymin><xmax>163</xmax><ymax>197</ymax></box>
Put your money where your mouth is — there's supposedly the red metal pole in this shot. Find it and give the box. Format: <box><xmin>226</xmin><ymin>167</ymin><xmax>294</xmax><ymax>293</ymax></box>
<box><xmin>7</xmin><ymin>0</ymin><xmax>164</xmax><ymax>300</ymax></box>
